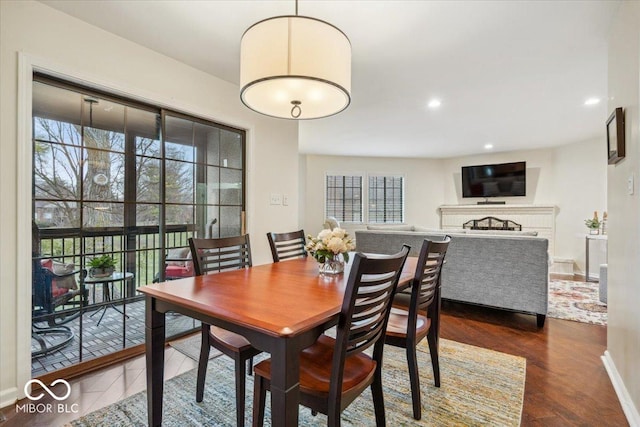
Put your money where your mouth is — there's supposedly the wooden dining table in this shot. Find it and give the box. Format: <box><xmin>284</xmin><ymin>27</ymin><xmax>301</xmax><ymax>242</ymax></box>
<box><xmin>139</xmin><ymin>255</ymin><xmax>417</xmax><ymax>427</ymax></box>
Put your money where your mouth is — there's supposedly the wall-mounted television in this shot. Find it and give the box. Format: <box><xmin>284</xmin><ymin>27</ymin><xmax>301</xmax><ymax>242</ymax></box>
<box><xmin>462</xmin><ymin>161</ymin><xmax>526</xmax><ymax>198</ymax></box>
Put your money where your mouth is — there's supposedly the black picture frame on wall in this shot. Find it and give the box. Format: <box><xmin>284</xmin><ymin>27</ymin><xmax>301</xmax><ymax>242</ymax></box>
<box><xmin>606</xmin><ymin>107</ymin><xmax>625</xmax><ymax>165</ymax></box>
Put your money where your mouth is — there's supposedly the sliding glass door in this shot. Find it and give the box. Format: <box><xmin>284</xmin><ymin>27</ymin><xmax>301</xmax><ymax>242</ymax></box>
<box><xmin>31</xmin><ymin>76</ymin><xmax>245</xmax><ymax>377</ymax></box>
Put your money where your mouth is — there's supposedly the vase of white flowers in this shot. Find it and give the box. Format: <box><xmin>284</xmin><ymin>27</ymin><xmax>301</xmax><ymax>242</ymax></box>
<box><xmin>306</xmin><ymin>228</ymin><xmax>355</xmax><ymax>275</ymax></box>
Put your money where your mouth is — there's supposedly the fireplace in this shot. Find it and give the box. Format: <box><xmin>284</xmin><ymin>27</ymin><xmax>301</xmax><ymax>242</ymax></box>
<box><xmin>439</xmin><ymin>204</ymin><xmax>557</xmax><ymax>255</ymax></box>
<box><xmin>463</xmin><ymin>216</ymin><xmax>522</xmax><ymax>231</ymax></box>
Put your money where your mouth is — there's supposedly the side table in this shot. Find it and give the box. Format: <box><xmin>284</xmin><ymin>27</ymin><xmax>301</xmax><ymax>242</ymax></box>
<box><xmin>84</xmin><ymin>272</ymin><xmax>135</xmax><ymax>325</ymax></box>
<box><xmin>585</xmin><ymin>234</ymin><xmax>607</xmax><ymax>282</ymax></box>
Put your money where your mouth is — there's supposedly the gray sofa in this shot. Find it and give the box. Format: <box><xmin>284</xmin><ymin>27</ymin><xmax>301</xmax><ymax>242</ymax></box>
<box><xmin>355</xmin><ymin>229</ymin><xmax>549</xmax><ymax>327</ymax></box>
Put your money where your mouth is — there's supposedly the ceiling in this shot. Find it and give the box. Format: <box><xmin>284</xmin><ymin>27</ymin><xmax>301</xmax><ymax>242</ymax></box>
<box><xmin>40</xmin><ymin>0</ymin><xmax>619</xmax><ymax>158</ymax></box>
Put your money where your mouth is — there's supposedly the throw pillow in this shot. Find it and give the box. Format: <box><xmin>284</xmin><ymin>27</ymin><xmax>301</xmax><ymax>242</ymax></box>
<box><xmin>412</xmin><ymin>226</ymin><xmax>467</xmax><ymax>233</ymax></box>
<box><xmin>41</xmin><ymin>259</ymin><xmax>78</xmax><ymax>290</ymax></box>
<box><xmin>465</xmin><ymin>229</ymin><xmax>538</xmax><ymax>236</ymax></box>
<box><xmin>366</xmin><ymin>224</ymin><xmax>414</xmax><ymax>231</ymax></box>
<box><xmin>166</xmin><ymin>247</ymin><xmax>191</xmax><ymax>266</ymax></box>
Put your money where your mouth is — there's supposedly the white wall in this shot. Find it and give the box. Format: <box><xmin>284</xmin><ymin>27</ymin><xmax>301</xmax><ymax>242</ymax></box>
<box><xmin>0</xmin><ymin>1</ymin><xmax>298</xmax><ymax>406</ymax></box>
<box><xmin>554</xmin><ymin>139</ymin><xmax>608</xmax><ymax>277</ymax></box>
<box><xmin>441</xmin><ymin>149</ymin><xmax>557</xmax><ymax>206</ymax></box>
<box><xmin>440</xmin><ymin>141</ymin><xmax>608</xmax><ymax>273</ymax></box>
<box><xmin>605</xmin><ymin>1</ymin><xmax>640</xmax><ymax>424</ymax></box>
<box><xmin>303</xmin><ymin>141</ymin><xmax>607</xmax><ymax>275</ymax></box>
<box><xmin>301</xmin><ymin>154</ymin><xmax>444</xmax><ymax>236</ymax></box>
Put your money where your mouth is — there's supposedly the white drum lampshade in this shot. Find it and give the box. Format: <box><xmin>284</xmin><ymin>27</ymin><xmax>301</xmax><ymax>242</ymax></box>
<box><xmin>240</xmin><ymin>15</ymin><xmax>351</xmax><ymax>120</ymax></box>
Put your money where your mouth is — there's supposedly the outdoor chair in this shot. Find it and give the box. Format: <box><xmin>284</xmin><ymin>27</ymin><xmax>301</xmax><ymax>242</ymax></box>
<box><xmin>155</xmin><ymin>220</ymin><xmax>218</xmax><ymax>282</ymax></box>
<box><xmin>266</xmin><ymin>229</ymin><xmax>307</xmax><ymax>262</ymax></box>
<box><xmin>252</xmin><ymin>246</ymin><xmax>410</xmax><ymax>427</ymax></box>
<box><xmin>188</xmin><ymin>235</ymin><xmax>261</xmax><ymax>427</ymax></box>
<box><xmin>385</xmin><ymin>237</ymin><xmax>450</xmax><ymax>420</ymax></box>
<box><xmin>163</xmin><ymin>246</ymin><xmax>194</xmax><ymax>280</ymax></box>
<box><xmin>32</xmin><ymin>258</ymin><xmax>86</xmax><ymax>357</ymax></box>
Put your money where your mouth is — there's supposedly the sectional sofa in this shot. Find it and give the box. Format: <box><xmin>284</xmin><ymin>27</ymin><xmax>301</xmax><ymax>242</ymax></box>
<box><xmin>355</xmin><ymin>226</ymin><xmax>549</xmax><ymax>327</ymax></box>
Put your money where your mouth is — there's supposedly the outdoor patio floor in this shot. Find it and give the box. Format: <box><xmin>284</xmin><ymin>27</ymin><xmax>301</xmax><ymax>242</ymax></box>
<box><xmin>32</xmin><ymin>286</ymin><xmax>198</xmax><ymax>377</ymax></box>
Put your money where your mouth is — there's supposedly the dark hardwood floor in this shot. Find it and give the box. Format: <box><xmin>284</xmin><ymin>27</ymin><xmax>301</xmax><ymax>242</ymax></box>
<box><xmin>440</xmin><ymin>301</ymin><xmax>627</xmax><ymax>426</ymax></box>
<box><xmin>0</xmin><ymin>302</ymin><xmax>628</xmax><ymax>426</ymax></box>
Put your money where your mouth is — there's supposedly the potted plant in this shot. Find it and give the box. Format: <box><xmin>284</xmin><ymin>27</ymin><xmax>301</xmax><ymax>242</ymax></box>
<box><xmin>585</xmin><ymin>211</ymin><xmax>601</xmax><ymax>235</ymax></box>
<box><xmin>88</xmin><ymin>254</ymin><xmax>116</xmax><ymax>278</ymax></box>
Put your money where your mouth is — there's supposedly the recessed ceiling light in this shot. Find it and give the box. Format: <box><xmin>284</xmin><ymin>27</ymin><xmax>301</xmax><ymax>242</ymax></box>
<box><xmin>584</xmin><ymin>97</ymin><xmax>600</xmax><ymax>106</ymax></box>
<box><xmin>484</xmin><ymin>143</ymin><xmax>494</xmax><ymax>150</ymax></box>
<box><xmin>427</xmin><ymin>99</ymin><xmax>441</xmax><ymax>109</ymax></box>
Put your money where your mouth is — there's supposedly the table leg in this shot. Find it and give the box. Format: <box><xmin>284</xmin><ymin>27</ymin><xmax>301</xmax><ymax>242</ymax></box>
<box><xmin>127</xmin><ymin>277</ymin><xmax>135</xmax><ymax>299</ymax></box>
<box><xmin>270</xmin><ymin>338</ymin><xmax>300</xmax><ymax>427</ymax></box>
<box><xmin>96</xmin><ymin>306</ymin><xmax>108</xmax><ymax>326</ymax></box>
<box><xmin>585</xmin><ymin>236</ymin><xmax>591</xmax><ymax>282</ymax></box>
<box><xmin>145</xmin><ymin>296</ymin><xmax>165</xmax><ymax>427</ymax></box>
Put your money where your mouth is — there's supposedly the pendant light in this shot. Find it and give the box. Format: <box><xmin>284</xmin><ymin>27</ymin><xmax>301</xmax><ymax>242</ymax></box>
<box><xmin>240</xmin><ymin>0</ymin><xmax>351</xmax><ymax>120</ymax></box>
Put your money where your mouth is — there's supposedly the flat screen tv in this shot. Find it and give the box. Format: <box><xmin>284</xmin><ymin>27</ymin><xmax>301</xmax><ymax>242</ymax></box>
<box><xmin>462</xmin><ymin>161</ymin><xmax>526</xmax><ymax>198</ymax></box>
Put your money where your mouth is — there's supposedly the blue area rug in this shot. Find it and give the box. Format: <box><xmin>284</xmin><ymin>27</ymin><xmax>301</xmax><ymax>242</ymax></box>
<box><xmin>169</xmin><ymin>334</ymin><xmax>221</xmax><ymax>361</ymax></box>
<box><xmin>67</xmin><ymin>339</ymin><xmax>525</xmax><ymax>426</ymax></box>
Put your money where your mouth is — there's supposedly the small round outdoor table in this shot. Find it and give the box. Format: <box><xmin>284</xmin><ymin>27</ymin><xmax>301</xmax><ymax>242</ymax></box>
<box><xmin>84</xmin><ymin>272</ymin><xmax>134</xmax><ymax>326</ymax></box>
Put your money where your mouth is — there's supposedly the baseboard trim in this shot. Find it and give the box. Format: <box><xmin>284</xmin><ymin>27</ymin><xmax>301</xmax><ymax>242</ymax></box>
<box><xmin>602</xmin><ymin>350</ymin><xmax>640</xmax><ymax>427</ymax></box>
<box><xmin>549</xmin><ymin>273</ymin><xmax>587</xmax><ymax>281</ymax></box>
<box><xmin>549</xmin><ymin>273</ymin><xmax>575</xmax><ymax>280</ymax></box>
<box><xmin>0</xmin><ymin>387</ymin><xmax>17</xmax><ymax>410</ymax></box>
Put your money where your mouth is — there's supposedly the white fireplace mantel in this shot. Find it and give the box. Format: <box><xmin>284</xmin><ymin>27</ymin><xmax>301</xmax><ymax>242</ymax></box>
<box><xmin>439</xmin><ymin>204</ymin><xmax>558</xmax><ymax>256</ymax></box>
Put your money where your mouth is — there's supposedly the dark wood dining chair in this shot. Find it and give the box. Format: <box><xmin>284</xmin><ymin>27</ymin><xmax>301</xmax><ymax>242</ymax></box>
<box><xmin>385</xmin><ymin>237</ymin><xmax>450</xmax><ymax>420</ymax></box>
<box><xmin>252</xmin><ymin>245</ymin><xmax>410</xmax><ymax>427</ymax></box>
<box><xmin>266</xmin><ymin>229</ymin><xmax>307</xmax><ymax>262</ymax></box>
<box><xmin>188</xmin><ymin>235</ymin><xmax>262</xmax><ymax>427</ymax></box>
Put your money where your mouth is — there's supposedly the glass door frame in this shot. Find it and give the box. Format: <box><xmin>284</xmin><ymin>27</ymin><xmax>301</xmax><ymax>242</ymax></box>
<box><xmin>30</xmin><ymin>74</ymin><xmax>247</xmax><ymax>376</ymax></box>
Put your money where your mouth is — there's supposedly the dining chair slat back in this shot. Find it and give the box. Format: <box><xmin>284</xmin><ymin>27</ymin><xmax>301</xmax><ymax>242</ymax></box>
<box><xmin>189</xmin><ymin>235</ymin><xmax>252</xmax><ymax>274</ymax></box>
<box><xmin>385</xmin><ymin>237</ymin><xmax>450</xmax><ymax>421</ymax></box>
<box><xmin>253</xmin><ymin>245</ymin><xmax>410</xmax><ymax>427</ymax></box>
<box><xmin>267</xmin><ymin>230</ymin><xmax>307</xmax><ymax>262</ymax></box>
<box><xmin>187</xmin><ymin>235</ymin><xmax>260</xmax><ymax>427</ymax></box>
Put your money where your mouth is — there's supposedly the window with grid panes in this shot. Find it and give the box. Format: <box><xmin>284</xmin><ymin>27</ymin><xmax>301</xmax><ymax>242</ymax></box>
<box><xmin>325</xmin><ymin>175</ymin><xmax>362</xmax><ymax>222</ymax></box>
<box><xmin>368</xmin><ymin>176</ymin><xmax>404</xmax><ymax>223</ymax></box>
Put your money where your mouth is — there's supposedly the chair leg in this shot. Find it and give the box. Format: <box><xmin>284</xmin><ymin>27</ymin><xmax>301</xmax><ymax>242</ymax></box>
<box><xmin>252</xmin><ymin>375</ymin><xmax>266</xmax><ymax>427</ymax></box>
<box><xmin>327</xmin><ymin>408</ymin><xmax>342</xmax><ymax>427</ymax></box>
<box><xmin>31</xmin><ymin>326</ymin><xmax>74</xmax><ymax>357</ymax></box>
<box><xmin>427</xmin><ymin>329</ymin><xmax>441</xmax><ymax>388</ymax></box>
<box><xmin>196</xmin><ymin>326</ymin><xmax>210</xmax><ymax>402</ymax></box>
<box><xmin>246</xmin><ymin>356</ymin><xmax>253</xmax><ymax>376</ymax></box>
<box><xmin>407</xmin><ymin>343</ymin><xmax>422</xmax><ymax>420</ymax></box>
<box><xmin>235</xmin><ymin>356</ymin><xmax>246</xmax><ymax>427</ymax></box>
<box><xmin>371</xmin><ymin>367</ymin><xmax>386</xmax><ymax>427</ymax></box>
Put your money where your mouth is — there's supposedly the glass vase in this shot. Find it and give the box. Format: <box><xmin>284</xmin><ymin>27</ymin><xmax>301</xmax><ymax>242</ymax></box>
<box><xmin>319</xmin><ymin>254</ymin><xmax>344</xmax><ymax>275</ymax></box>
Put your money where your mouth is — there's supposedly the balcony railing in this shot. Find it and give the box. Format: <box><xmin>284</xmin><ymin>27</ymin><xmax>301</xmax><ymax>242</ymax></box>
<box><xmin>35</xmin><ymin>224</ymin><xmax>196</xmax><ymax>308</ymax></box>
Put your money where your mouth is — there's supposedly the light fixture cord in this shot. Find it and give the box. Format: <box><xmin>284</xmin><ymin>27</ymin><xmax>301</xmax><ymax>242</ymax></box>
<box><xmin>290</xmin><ymin>0</ymin><xmax>301</xmax><ymax>119</ymax></box>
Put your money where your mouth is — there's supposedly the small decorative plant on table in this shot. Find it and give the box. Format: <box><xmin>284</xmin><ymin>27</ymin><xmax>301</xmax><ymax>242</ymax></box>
<box><xmin>585</xmin><ymin>211</ymin><xmax>601</xmax><ymax>235</ymax></box>
<box><xmin>88</xmin><ymin>254</ymin><xmax>117</xmax><ymax>278</ymax></box>
<box><xmin>306</xmin><ymin>228</ymin><xmax>355</xmax><ymax>275</ymax></box>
